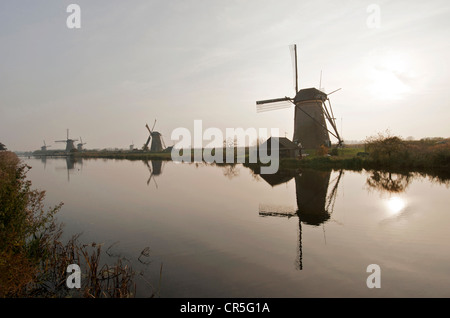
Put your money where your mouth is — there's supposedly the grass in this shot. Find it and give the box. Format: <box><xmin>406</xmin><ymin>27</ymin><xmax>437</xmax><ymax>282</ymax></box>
<box><xmin>0</xmin><ymin>151</ymin><xmax>156</xmax><ymax>298</ymax></box>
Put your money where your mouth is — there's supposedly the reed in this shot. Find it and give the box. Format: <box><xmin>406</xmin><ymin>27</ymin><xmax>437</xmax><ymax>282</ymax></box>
<box><xmin>0</xmin><ymin>151</ymin><xmax>155</xmax><ymax>298</ymax></box>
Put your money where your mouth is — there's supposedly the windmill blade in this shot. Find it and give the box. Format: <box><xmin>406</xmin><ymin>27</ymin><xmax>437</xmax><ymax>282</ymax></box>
<box><xmin>259</xmin><ymin>203</ymin><xmax>297</xmax><ymax>217</ymax></box>
<box><xmin>151</xmin><ymin>119</ymin><xmax>157</xmax><ymax>132</ymax></box>
<box><xmin>256</xmin><ymin>96</ymin><xmax>292</xmax><ymax>105</ymax></box>
<box><xmin>144</xmin><ymin>135</ymin><xmax>151</xmax><ymax>149</ymax></box>
<box><xmin>324</xmin><ymin>99</ymin><xmax>343</xmax><ymax>145</ymax></box>
<box><xmin>289</xmin><ymin>44</ymin><xmax>298</xmax><ymax>93</ymax></box>
<box><xmin>257</xmin><ymin>101</ymin><xmax>293</xmax><ymax>113</ymax></box>
<box><xmin>327</xmin><ymin>88</ymin><xmax>342</xmax><ymax>96</ymax></box>
<box><xmin>145</xmin><ymin>123</ymin><xmax>151</xmax><ymax>134</ymax></box>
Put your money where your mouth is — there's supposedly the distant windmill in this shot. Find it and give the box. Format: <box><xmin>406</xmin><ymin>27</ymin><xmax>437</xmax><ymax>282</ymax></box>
<box><xmin>41</xmin><ymin>140</ymin><xmax>51</xmax><ymax>152</ymax></box>
<box><xmin>77</xmin><ymin>137</ymin><xmax>86</xmax><ymax>151</ymax></box>
<box><xmin>256</xmin><ymin>44</ymin><xmax>343</xmax><ymax>149</ymax></box>
<box><xmin>143</xmin><ymin>119</ymin><xmax>166</xmax><ymax>152</ymax></box>
<box><xmin>55</xmin><ymin>129</ymin><xmax>78</xmax><ymax>153</ymax></box>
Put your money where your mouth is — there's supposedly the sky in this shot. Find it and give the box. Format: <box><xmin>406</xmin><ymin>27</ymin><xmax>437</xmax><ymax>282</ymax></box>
<box><xmin>1</xmin><ymin>0</ymin><xmax>450</xmax><ymax>151</ymax></box>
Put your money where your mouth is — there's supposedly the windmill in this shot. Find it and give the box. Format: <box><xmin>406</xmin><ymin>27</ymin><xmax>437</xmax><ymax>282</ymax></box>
<box><xmin>41</xmin><ymin>140</ymin><xmax>51</xmax><ymax>152</ymax></box>
<box><xmin>55</xmin><ymin>129</ymin><xmax>78</xmax><ymax>153</ymax></box>
<box><xmin>256</xmin><ymin>44</ymin><xmax>343</xmax><ymax>149</ymax></box>
<box><xmin>143</xmin><ymin>119</ymin><xmax>166</xmax><ymax>152</ymax></box>
<box><xmin>77</xmin><ymin>137</ymin><xmax>86</xmax><ymax>151</ymax></box>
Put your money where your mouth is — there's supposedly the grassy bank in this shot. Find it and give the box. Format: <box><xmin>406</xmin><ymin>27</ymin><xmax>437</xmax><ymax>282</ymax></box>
<box><xmin>247</xmin><ymin>136</ymin><xmax>450</xmax><ymax>180</ymax></box>
<box><xmin>35</xmin><ymin>134</ymin><xmax>450</xmax><ymax>179</ymax></box>
<box><xmin>0</xmin><ymin>151</ymin><xmax>153</xmax><ymax>297</ymax></box>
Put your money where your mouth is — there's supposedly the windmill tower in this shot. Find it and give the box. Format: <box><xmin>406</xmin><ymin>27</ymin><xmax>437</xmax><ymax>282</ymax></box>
<box><xmin>144</xmin><ymin>119</ymin><xmax>166</xmax><ymax>152</ymax></box>
<box><xmin>77</xmin><ymin>137</ymin><xmax>86</xmax><ymax>151</ymax></box>
<box><xmin>256</xmin><ymin>44</ymin><xmax>343</xmax><ymax>149</ymax></box>
<box><xmin>41</xmin><ymin>140</ymin><xmax>51</xmax><ymax>152</ymax></box>
<box><xmin>55</xmin><ymin>129</ymin><xmax>78</xmax><ymax>153</ymax></box>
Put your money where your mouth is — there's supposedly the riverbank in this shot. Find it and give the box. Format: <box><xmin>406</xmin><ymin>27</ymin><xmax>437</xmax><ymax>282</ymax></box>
<box><xmin>0</xmin><ymin>151</ymin><xmax>152</xmax><ymax>297</ymax></box>
<box><xmin>29</xmin><ymin>135</ymin><xmax>450</xmax><ymax>180</ymax></box>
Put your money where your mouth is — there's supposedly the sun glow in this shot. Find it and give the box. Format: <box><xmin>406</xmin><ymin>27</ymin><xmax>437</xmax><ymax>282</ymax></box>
<box><xmin>386</xmin><ymin>196</ymin><xmax>406</xmax><ymax>215</ymax></box>
<box><xmin>367</xmin><ymin>51</ymin><xmax>413</xmax><ymax>101</ymax></box>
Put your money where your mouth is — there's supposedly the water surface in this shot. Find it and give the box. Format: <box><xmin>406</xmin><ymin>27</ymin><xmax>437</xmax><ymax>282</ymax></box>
<box><xmin>24</xmin><ymin>156</ymin><xmax>450</xmax><ymax>297</ymax></box>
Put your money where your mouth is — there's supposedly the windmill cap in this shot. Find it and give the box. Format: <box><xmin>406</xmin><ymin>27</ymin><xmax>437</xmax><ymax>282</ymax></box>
<box><xmin>294</xmin><ymin>87</ymin><xmax>327</xmax><ymax>103</ymax></box>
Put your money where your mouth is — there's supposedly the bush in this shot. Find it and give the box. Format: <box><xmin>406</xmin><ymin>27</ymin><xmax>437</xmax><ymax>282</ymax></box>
<box><xmin>330</xmin><ymin>148</ymin><xmax>339</xmax><ymax>156</ymax></box>
<box><xmin>0</xmin><ymin>152</ymin><xmax>63</xmax><ymax>296</ymax></box>
<box><xmin>316</xmin><ymin>145</ymin><xmax>329</xmax><ymax>157</ymax></box>
<box><xmin>364</xmin><ymin>132</ymin><xmax>408</xmax><ymax>164</ymax></box>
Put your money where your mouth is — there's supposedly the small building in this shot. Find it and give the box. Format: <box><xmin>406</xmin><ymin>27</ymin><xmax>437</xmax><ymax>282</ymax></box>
<box><xmin>260</xmin><ymin>137</ymin><xmax>301</xmax><ymax>159</ymax></box>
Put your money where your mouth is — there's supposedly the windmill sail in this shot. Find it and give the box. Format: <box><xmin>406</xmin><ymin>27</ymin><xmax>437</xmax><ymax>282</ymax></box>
<box><xmin>289</xmin><ymin>44</ymin><xmax>298</xmax><ymax>93</ymax></box>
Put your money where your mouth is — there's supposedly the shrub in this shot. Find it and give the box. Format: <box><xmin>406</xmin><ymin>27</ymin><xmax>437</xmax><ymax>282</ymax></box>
<box><xmin>316</xmin><ymin>145</ymin><xmax>329</xmax><ymax>157</ymax></box>
<box><xmin>364</xmin><ymin>131</ymin><xmax>408</xmax><ymax>164</ymax></box>
<box><xmin>0</xmin><ymin>152</ymin><xmax>63</xmax><ymax>296</ymax></box>
<box><xmin>330</xmin><ymin>148</ymin><xmax>339</xmax><ymax>156</ymax></box>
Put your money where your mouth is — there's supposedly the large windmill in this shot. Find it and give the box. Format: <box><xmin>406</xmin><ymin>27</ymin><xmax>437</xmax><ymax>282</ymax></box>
<box><xmin>256</xmin><ymin>44</ymin><xmax>343</xmax><ymax>149</ymax></box>
<box><xmin>77</xmin><ymin>137</ymin><xmax>86</xmax><ymax>151</ymax></box>
<box><xmin>55</xmin><ymin>129</ymin><xmax>78</xmax><ymax>153</ymax></box>
<box><xmin>41</xmin><ymin>140</ymin><xmax>51</xmax><ymax>152</ymax></box>
<box><xmin>143</xmin><ymin>119</ymin><xmax>166</xmax><ymax>152</ymax></box>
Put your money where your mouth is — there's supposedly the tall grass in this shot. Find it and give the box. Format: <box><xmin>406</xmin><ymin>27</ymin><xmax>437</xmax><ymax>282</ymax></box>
<box><xmin>0</xmin><ymin>151</ymin><xmax>154</xmax><ymax>297</ymax></box>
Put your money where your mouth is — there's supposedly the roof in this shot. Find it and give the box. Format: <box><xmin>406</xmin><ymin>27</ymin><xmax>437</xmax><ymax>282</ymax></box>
<box><xmin>262</xmin><ymin>137</ymin><xmax>299</xmax><ymax>150</ymax></box>
<box><xmin>294</xmin><ymin>87</ymin><xmax>327</xmax><ymax>103</ymax></box>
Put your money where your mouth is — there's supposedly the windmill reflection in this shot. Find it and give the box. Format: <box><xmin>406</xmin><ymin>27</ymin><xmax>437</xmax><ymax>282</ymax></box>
<box><xmin>54</xmin><ymin>156</ymin><xmax>82</xmax><ymax>182</ymax></box>
<box><xmin>256</xmin><ymin>168</ymin><xmax>343</xmax><ymax>270</ymax></box>
<box><xmin>41</xmin><ymin>156</ymin><xmax>47</xmax><ymax>170</ymax></box>
<box><xmin>144</xmin><ymin>160</ymin><xmax>165</xmax><ymax>188</ymax></box>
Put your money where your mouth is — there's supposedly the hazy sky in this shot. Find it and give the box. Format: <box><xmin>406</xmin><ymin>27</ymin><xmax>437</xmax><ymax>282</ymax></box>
<box><xmin>1</xmin><ymin>0</ymin><xmax>449</xmax><ymax>151</ymax></box>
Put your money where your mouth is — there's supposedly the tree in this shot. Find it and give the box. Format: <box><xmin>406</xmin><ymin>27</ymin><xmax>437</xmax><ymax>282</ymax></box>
<box><xmin>364</xmin><ymin>131</ymin><xmax>407</xmax><ymax>162</ymax></box>
<box><xmin>0</xmin><ymin>142</ymin><xmax>6</xmax><ymax>151</ymax></box>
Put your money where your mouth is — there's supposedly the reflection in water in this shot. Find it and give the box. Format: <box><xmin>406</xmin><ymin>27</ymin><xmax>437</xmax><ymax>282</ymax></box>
<box><xmin>222</xmin><ymin>164</ymin><xmax>240</xmax><ymax>179</ymax></box>
<box><xmin>254</xmin><ymin>167</ymin><xmax>343</xmax><ymax>270</ymax></box>
<box><xmin>49</xmin><ymin>156</ymin><xmax>82</xmax><ymax>182</ymax></box>
<box><xmin>386</xmin><ymin>196</ymin><xmax>406</xmax><ymax>215</ymax></box>
<box><xmin>365</xmin><ymin>171</ymin><xmax>412</xmax><ymax>218</ymax></box>
<box><xmin>366</xmin><ymin>171</ymin><xmax>412</xmax><ymax>193</ymax></box>
<box><xmin>41</xmin><ymin>156</ymin><xmax>47</xmax><ymax>169</ymax></box>
<box><xmin>144</xmin><ymin>160</ymin><xmax>165</xmax><ymax>188</ymax></box>
<box><xmin>21</xmin><ymin>157</ymin><xmax>450</xmax><ymax>297</ymax></box>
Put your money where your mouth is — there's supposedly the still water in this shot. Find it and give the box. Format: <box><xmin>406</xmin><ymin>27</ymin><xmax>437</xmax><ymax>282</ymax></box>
<box><xmin>23</xmin><ymin>156</ymin><xmax>450</xmax><ymax>297</ymax></box>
